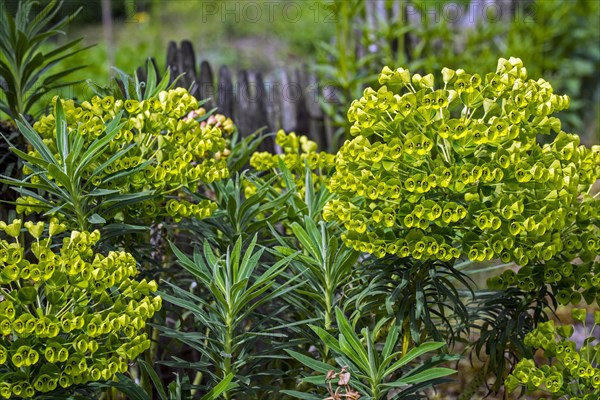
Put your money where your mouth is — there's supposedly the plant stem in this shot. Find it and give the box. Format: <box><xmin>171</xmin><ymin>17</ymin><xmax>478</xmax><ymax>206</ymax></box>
<box><xmin>322</xmin><ymin>288</ymin><xmax>333</xmax><ymax>361</ymax></box>
<box><xmin>191</xmin><ymin>371</ymin><xmax>204</xmax><ymax>397</ymax></box>
<box><xmin>223</xmin><ymin>314</ymin><xmax>234</xmax><ymax>400</ymax></box>
<box><xmin>324</xmin><ymin>290</ymin><xmax>333</xmax><ymax>331</ymax></box>
<box><xmin>371</xmin><ymin>382</ymin><xmax>380</xmax><ymax>400</ymax></box>
<box><xmin>71</xmin><ymin>194</ymin><xmax>89</xmax><ymax>232</ymax></box>
<box><xmin>147</xmin><ymin>326</ymin><xmax>160</xmax><ymax>377</ymax></box>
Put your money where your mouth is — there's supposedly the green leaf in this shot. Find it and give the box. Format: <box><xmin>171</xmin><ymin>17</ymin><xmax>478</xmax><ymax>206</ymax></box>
<box><xmin>384</xmin><ymin>342</ymin><xmax>447</xmax><ymax>377</ymax></box>
<box><xmin>76</xmin><ymin>111</ymin><xmax>126</xmax><ymax>172</ymax></box>
<box><xmin>101</xmin><ymin>159</ymin><xmax>152</xmax><ymax>184</ymax></box>
<box><xmin>92</xmin><ymin>373</ymin><xmax>149</xmax><ymax>400</ymax></box>
<box><xmin>29</xmin><ymin>0</ymin><xmax>60</xmax><ymax>35</ymax></box>
<box><xmin>169</xmin><ymin>241</ymin><xmax>201</xmax><ymax>273</ymax></box>
<box><xmin>54</xmin><ymin>99</ymin><xmax>68</xmax><ymax>166</ymax></box>
<box><xmin>291</xmin><ymin>221</ymin><xmax>322</xmax><ymax>262</ymax></box>
<box><xmin>100</xmin><ymin>223</ymin><xmax>148</xmax><ymax>240</ymax></box>
<box><xmin>47</xmin><ymin>163</ymin><xmax>72</xmax><ymax>192</ymax></box>
<box><xmin>280</xmin><ymin>390</ymin><xmax>323</xmax><ymax>400</ymax></box>
<box><xmin>384</xmin><ymin>367</ymin><xmax>457</xmax><ymax>387</ymax></box>
<box><xmin>285</xmin><ymin>350</ymin><xmax>333</xmax><ymax>374</ymax></box>
<box><xmin>199</xmin><ymin>373</ymin><xmax>238</xmax><ymax>400</ymax></box>
<box><xmin>87</xmin><ymin>213</ymin><xmax>106</xmax><ymax>224</ymax></box>
<box><xmin>334</xmin><ymin>308</ymin><xmax>370</xmax><ymax>372</ymax></box>
<box><xmin>138</xmin><ymin>360</ymin><xmax>167</xmax><ymax>400</ymax></box>
<box><xmin>310</xmin><ymin>325</ymin><xmax>343</xmax><ymax>355</ymax></box>
<box><xmin>85</xmin><ymin>188</ymin><xmax>121</xmax><ymax>197</ymax></box>
<box><xmin>100</xmin><ymin>191</ymin><xmax>155</xmax><ymax>214</ymax></box>
<box><xmin>15</xmin><ymin>117</ymin><xmax>56</xmax><ymax>164</ymax></box>
<box><xmin>158</xmin><ymin>289</ymin><xmax>211</xmax><ymax>326</ymax></box>
<box><xmin>85</xmin><ymin>143</ymin><xmax>135</xmax><ymax>183</ymax></box>
<box><xmin>144</xmin><ymin>58</ymin><xmax>157</xmax><ymax>98</ymax></box>
<box><xmin>17</xmin><ymin>287</ymin><xmax>38</xmax><ymax>304</ymax></box>
<box><xmin>8</xmin><ymin>147</ymin><xmax>50</xmax><ymax>169</ymax></box>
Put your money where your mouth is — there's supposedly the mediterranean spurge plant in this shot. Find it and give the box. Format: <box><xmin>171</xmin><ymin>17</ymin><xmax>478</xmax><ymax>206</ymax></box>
<box><xmin>161</xmin><ymin>235</ymin><xmax>301</xmax><ymax>398</ymax></box>
<box><xmin>0</xmin><ymin>79</ymin><xmax>234</xmax><ymax>397</ymax></box>
<box><xmin>326</xmin><ymin>56</ymin><xmax>598</xmax><ymax>265</ymax></box>
<box><xmin>0</xmin><ymin>87</ymin><xmax>167</xmax><ymax>396</ymax></box>
<box><xmin>0</xmin><ymin>219</ymin><xmax>161</xmax><ymax>398</ymax></box>
<box><xmin>323</xmin><ymin>57</ymin><xmax>599</xmax><ymax>385</ymax></box>
<box><xmin>5</xmin><ymin>87</ymin><xmax>232</xmax><ymax>229</ymax></box>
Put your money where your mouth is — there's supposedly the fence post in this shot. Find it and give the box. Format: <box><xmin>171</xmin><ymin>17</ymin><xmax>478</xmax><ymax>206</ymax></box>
<box><xmin>253</xmin><ymin>72</ymin><xmax>274</xmax><ymax>152</ymax></box>
<box><xmin>179</xmin><ymin>40</ymin><xmax>199</xmax><ymax>98</ymax></box>
<box><xmin>305</xmin><ymin>70</ymin><xmax>326</xmax><ymax>150</ymax></box>
<box><xmin>152</xmin><ymin>40</ymin><xmax>341</xmax><ymax>152</ymax></box>
<box><xmin>217</xmin><ymin>65</ymin><xmax>235</xmax><ymax>118</ymax></box>
<box><xmin>198</xmin><ymin>61</ymin><xmax>215</xmax><ymax>110</ymax></box>
<box><xmin>265</xmin><ymin>70</ymin><xmax>282</xmax><ymax>153</ymax></box>
<box><xmin>235</xmin><ymin>70</ymin><xmax>252</xmax><ymax>138</ymax></box>
<box><xmin>294</xmin><ymin>68</ymin><xmax>310</xmax><ymax>138</ymax></box>
<box><xmin>166</xmin><ymin>41</ymin><xmax>179</xmax><ymax>86</ymax></box>
<box><xmin>279</xmin><ymin>69</ymin><xmax>297</xmax><ymax>133</ymax></box>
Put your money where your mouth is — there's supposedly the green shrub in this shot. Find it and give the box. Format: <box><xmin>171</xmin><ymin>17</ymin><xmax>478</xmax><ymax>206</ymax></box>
<box><xmin>284</xmin><ymin>308</ymin><xmax>458</xmax><ymax>400</ymax></box>
<box><xmin>321</xmin><ymin>57</ymin><xmax>599</xmax><ymax>388</ymax></box>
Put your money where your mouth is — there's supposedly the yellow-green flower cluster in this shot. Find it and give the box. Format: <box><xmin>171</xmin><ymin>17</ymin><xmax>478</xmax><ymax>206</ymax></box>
<box><xmin>249</xmin><ymin>130</ymin><xmax>335</xmax><ymax>196</ymax></box>
<box><xmin>505</xmin><ymin>310</ymin><xmax>600</xmax><ymax>399</ymax></box>
<box><xmin>26</xmin><ymin>89</ymin><xmax>234</xmax><ymax>222</ymax></box>
<box><xmin>0</xmin><ymin>219</ymin><xmax>161</xmax><ymax>398</ymax></box>
<box><xmin>325</xmin><ymin>58</ymin><xmax>599</xmax><ymax>265</ymax></box>
<box><xmin>489</xmin><ymin>260</ymin><xmax>600</xmax><ymax>306</ymax></box>
<box><xmin>14</xmin><ymin>197</ymin><xmax>47</xmax><ymax>216</ymax></box>
<box><xmin>164</xmin><ymin>198</ymin><xmax>217</xmax><ymax>222</ymax></box>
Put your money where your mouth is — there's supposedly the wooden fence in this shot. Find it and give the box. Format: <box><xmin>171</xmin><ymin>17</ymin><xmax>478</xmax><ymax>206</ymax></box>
<box><xmin>136</xmin><ymin>40</ymin><xmax>340</xmax><ymax>153</ymax></box>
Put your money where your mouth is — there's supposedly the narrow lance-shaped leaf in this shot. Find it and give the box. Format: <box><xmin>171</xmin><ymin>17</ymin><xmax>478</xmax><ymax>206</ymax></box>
<box><xmin>200</xmin><ymin>373</ymin><xmax>238</xmax><ymax>400</ymax></box>
<box><xmin>15</xmin><ymin>117</ymin><xmax>56</xmax><ymax>164</ymax></box>
<box><xmin>138</xmin><ymin>360</ymin><xmax>167</xmax><ymax>400</ymax></box>
<box><xmin>383</xmin><ymin>367</ymin><xmax>457</xmax><ymax>387</ymax></box>
<box><xmin>335</xmin><ymin>308</ymin><xmax>370</xmax><ymax>372</ymax></box>
<box><xmin>285</xmin><ymin>349</ymin><xmax>333</xmax><ymax>374</ymax></box>
<box><xmin>384</xmin><ymin>341</ymin><xmax>447</xmax><ymax>377</ymax></box>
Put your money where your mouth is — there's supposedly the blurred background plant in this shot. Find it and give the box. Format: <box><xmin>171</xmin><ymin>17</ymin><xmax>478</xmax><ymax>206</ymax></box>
<box><xmin>315</xmin><ymin>0</ymin><xmax>599</xmax><ymax>147</ymax></box>
<box><xmin>2</xmin><ymin>0</ymin><xmax>597</xmax><ymax>150</ymax></box>
<box><xmin>0</xmin><ymin>0</ymin><xmax>336</xmax><ymax>107</ymax></box>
